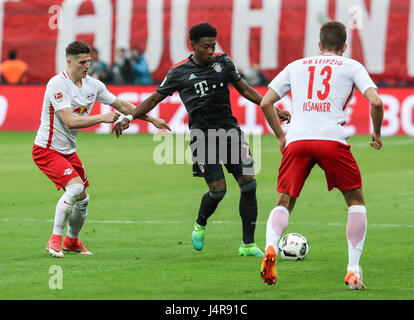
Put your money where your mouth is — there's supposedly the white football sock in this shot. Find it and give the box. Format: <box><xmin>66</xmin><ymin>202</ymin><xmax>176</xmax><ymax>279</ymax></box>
<box><xmin>67</xmin><ymin>195</ymin><xmax>89</xmax><ymax>239</ymax></box>
<box><xmin>266</xmin><ymin>206</ymin><xmax>289</xmax><ymax>253</ymax></box>
<box><xmin>346</xmin><ymin>205</ymin><xmax>367</xmax><ymax>274</ymax></box>
<box><xmin>52</xmin><ymin>184</ymin><xmax>84</xmax><ymax>236</ymax></box>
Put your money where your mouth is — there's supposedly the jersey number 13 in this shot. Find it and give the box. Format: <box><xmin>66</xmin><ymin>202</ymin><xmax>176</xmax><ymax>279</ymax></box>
<box><xmin>307</xmin><ymin>66</ymin><xmax>332</xmax><ymax>100</ymax></box>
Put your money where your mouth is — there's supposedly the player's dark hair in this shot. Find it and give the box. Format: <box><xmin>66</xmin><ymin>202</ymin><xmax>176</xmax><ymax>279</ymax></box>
<box><xmin>65</xmin><ymin>40</ymin><xmax>91</xmax><ymax>58</ymax></box>
<box><xmin>319</xmin><ymin>21</ymin><xmax>347</xmax><ymax>51</ymax></box>
<box><xmin>189</xmin><ymin>23</ymin><xmax>217</xmax><ymax>43</ymax></box>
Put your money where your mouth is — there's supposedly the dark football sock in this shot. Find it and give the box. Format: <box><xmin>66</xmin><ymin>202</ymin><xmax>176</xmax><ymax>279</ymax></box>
<box><xmin>196</xmin><ymin>190</ymin><xmax>226</xmax><ymax>226</ymax></box>
<box><xmin>239</xmin><ymin>179</ymin><xmax>258</xmax><ymax>244</ymax></box>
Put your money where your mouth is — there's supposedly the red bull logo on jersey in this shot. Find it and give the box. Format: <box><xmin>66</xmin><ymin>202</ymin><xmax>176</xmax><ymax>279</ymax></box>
<box><xmin>73</xmin><ymin>105</ymin><xmax>87</xmax><ymax>116</ymax></box>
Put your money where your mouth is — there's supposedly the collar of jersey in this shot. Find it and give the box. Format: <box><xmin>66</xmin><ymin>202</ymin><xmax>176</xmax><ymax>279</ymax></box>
<box><xmin>62</xmin><ymin>71</ymin><xmax>85</xmax><ymax>88</ymax></box>
<box><xmin>188</xmin><ymin>54</ymin><xmax>213</xmax><ymax>68</ymax></box>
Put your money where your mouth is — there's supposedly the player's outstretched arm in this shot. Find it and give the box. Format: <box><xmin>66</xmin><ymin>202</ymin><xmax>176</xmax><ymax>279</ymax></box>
<box><xmin>234</xmin><ymin>78</ymin><xmax>262</xmax><ymax>105</ymax></box>
<box><xmin>111</xmin><ymin>97</ymin><xmax>171</xmax><ymax>132</ymax></box>
<box><xmin>111</xmin><ymin>98</ymin><xmax>136</xmax><ymax>115</ymax></box>
<box><xmin>57</xmin><ymin>107</ymin><xmax>120</xmax><ymax>129</ymax></box>
<box><xmin>364</xmin><ymin>87</ymin><xmax>384</xmax><ymax>150</ymax></box>
<box><xmin>112</xmin><ymin>91</ymin><xmax>168</xmax><ymax>138</ymax></box>
<box><xmin>260</xmin><ymin>88</ymin><xmax>286</xmax><ymax>152</ymax></box>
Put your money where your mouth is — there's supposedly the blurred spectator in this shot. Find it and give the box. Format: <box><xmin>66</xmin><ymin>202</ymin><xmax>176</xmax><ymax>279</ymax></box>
<box><xmin>110</xmin><ymin>48</ymin><xmax>134</xmax><ymax>84</ymax></box>
<box><xmin>0</xmin><ymin>49</ymin><xmax>28</xmax><ymax>84</ymax></box>
<box><xmin>88</xmin><ymin>48</ymin><xmax>110</xmax><ymax>83</ymax></box>
<box><xmin>131</xmin><ymin>47</ymin><xmax>152</xmax><ymax>85</ymax></box>
<box><xmin>241</xmin><ymin>63</ymin><xmax>269</xmax><ymax>86</ymax></box>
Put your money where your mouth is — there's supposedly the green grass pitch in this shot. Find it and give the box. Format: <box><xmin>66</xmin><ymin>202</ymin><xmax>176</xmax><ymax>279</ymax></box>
<box><xmin>0</xmin><ymin>131</ymin><xmax>413</xmax><ymax>300</ymax></box>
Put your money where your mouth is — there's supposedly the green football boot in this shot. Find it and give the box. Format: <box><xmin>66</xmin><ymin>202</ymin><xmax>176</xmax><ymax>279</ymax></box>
<box><xmin>238</xmin><ymin>242</ymin><xmax>264</xmax><ymax>257</ymax></box>
<box><xmin>191</xmin><ymin>222</ymin><xmax>206</xmax><ymax>251</ymax></box>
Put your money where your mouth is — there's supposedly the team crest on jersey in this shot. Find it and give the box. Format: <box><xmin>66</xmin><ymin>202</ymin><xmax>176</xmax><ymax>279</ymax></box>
<box><xmin>54</xmin><ymin>92</ymin><xmax>63</xmax><ymax>102</ymax></box>
<box><xmin>212</xmin><ymin>63</ymin><xmax>222</xmax><ymax>73</ymax></box>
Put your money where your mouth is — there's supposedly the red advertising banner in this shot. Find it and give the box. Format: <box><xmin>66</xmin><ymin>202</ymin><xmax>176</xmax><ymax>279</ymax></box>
<box><xmin>0</xmin><ymin>85</ymin><xmax>413</xmax><ymax>136</ymax></box>
<box><xmin>1</xmin><ymin>0</ymin><xmax>414</xmax><ymax>84</ymax></box>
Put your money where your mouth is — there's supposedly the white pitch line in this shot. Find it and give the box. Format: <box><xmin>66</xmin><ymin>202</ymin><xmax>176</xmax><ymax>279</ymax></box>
<box><xmin>0</xmin><ymin>218</ymin><xmax>413</xmax><ymax>228</ymax></box>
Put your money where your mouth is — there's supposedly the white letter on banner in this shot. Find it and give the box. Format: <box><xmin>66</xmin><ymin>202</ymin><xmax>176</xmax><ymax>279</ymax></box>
<box><xmin>170</xmin><ymin>0</ymin><xmax>191</xmax><ymax>63</ymax></box>
<box><xmin>304</xmin><ymin>0</ymin><xmax>329</xmax><ymax>58</ymax></box>
<box><xmin>56</xmin><ymin>0</ymin><xmax>112</xmax><ymax>73</ymax></box>
<box><xmin>170</xmin><ymin>0</ymin><xmax>223</xmax><ymax>64</ymax></box>
<box><xmin>408</xmin><ymin>0</ymin><xmax>414</xmax><ymax>76</ymax></box>
<box><xmin>145</xmin><ymin>0</ymin><xmax>164</xmax><ymax>72</ymax></box>
<box><xmin>0</xmin><ymin>95</ymin><xmax>8</xmax><ymax>127</ymax></box>
<box><xmin>401</xmin><ymin>95</ymin><xmax>414</xmax><ymax>136</ymax></box>
<box><xmin>231</xmin><ymin>0</ymin><xmax>281</xmax><ymax>70</ymax></box>
<box><xmin>115</xmin><ymin>0</ymin><xmax>132</xmax><ymax>52</ymax></box>
<box><xmin>0</xmin><ymin>1</ymin><xmax>7</xmax><ymax>67</ymax></box>
<box><xmin>377</xmin><ymin>94</ymin><xmax>400</xmax><ymax>136</ymax></box>
<box><xmin>335</xmin><ymin>0</ymin><xmax>389</xmax><ymax>73</ymax></box>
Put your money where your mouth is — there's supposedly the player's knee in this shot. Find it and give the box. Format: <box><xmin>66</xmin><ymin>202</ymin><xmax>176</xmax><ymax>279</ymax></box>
<box><xmin>342</xmin><ymin>188</ymin><xmax>365</xmax><ymax>206</ymax></box>
<box><xmin>208</xmin><ymin>190</ymin><xmax>226</xmax><ymax>201</ymax></box>
<box><xmin>239</xmin><ymin>178</ymin><xmax>257</xmax><ymax>193</ymax></box>
<box><xmin>78</xmin><ymin>191</ymin><xmax>88</xmax><ymax>202</ymax></box>
<box><xmin>276</xmin><ymin>192</ymin><xmax>293</xmax><ymax>209</ymax></box>
<box><xmin>76</xmin><ymin>194</ymin><xmax>89</xmax><ymax>208</ymax></box>
<box><xmin>65</xmin><ymin>183</ymin><xmax>85</xmax><ymax>201</ymax></box>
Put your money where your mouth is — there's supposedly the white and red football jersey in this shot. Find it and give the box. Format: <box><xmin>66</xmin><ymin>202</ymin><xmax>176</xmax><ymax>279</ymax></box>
<box><xmin>268</xmin><ymin>53</ymin><xmax>377</xmax><ymax>146</ymax></box>
<box><xmin>34</xmin><ymin>71</ymin><xmax>116</xmax><ymax>154</ymax></box>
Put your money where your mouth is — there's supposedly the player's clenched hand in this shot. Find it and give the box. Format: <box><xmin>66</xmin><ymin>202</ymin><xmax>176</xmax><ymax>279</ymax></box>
<box><xmin>112</xmin><ymin>118</ymin><xmax>130</xmax><ymax>138</ymax></box>
<box><xmin>102</xmin><ymin>111</ymin><xmax>120</xmax><ymax>123</ymax></box>
<box><xmin>276</xmin><ymin>108</ymin><xmax>291</xmax><ymax>123</ymax></box>
<box><xmin>369</xmin><ymin>134</ymin><xmax>383</xmax><ymax>150</ymax></box>
<box><xmin>151</xmin><ymin>118</ymin><xmax>171</xmax><ymax>131</ymax></box>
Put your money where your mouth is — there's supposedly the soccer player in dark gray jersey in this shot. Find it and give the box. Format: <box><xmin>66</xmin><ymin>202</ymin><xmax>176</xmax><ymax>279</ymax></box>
<box><xmin>113</xmin><ymin>23</ymin><xmax>290</xmax><ymax>257</ymax></box>
<box><xmin>157</xmin><ymin>52</ymin><xmax>241</xmax><ymax>130</ymax></box>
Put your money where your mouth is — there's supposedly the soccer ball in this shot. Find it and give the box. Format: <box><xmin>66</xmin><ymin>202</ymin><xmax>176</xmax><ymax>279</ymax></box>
<box><xmin>278</xmin><ymin>233</ymin><xmax>309</xmax><ymax>261</ymax></box>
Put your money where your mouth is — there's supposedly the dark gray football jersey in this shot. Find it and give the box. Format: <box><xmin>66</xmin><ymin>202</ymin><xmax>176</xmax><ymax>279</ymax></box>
<box><xmin>156</xmin><ymin>53</ymin><xmax>242</xmax><ymax>129</ymax></box>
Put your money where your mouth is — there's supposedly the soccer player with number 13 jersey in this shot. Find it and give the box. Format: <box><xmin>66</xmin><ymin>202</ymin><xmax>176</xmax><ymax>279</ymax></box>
<box><xmin>259</xmin><ymin>21</ymin><xmax>384</xmax><ymax>289</ymax></box>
